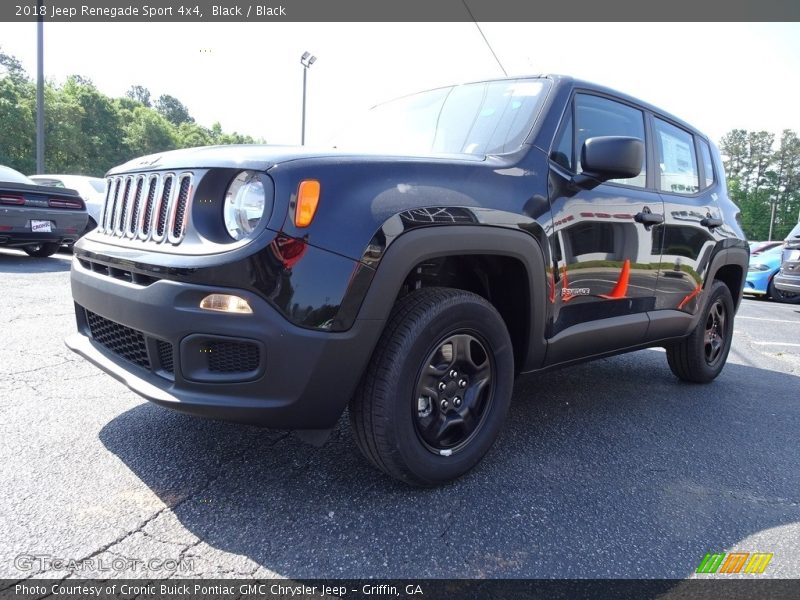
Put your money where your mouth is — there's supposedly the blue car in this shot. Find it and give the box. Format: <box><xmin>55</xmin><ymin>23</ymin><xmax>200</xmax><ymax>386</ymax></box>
<box><xmin>744</xmin><ymin>244</ymin><xmax>793</xmax><ymax>301</ymax></box>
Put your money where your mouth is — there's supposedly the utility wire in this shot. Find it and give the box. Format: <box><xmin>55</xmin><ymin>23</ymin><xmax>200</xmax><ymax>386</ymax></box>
<box><xmin>461</xmin><ymin>0</ymin><xmax>508</xmax><ymax>77</ymax></box>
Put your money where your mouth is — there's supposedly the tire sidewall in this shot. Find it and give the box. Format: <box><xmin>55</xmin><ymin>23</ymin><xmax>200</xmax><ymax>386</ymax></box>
<box><xmin>699</xmin><ymin>282</ymin><xmax>735</xmax><ymax>378</ymax></box>
<box><xmin>388</xmin><ymin>295</ymin><xmax>514</xmax><ymax>484</ymax></box>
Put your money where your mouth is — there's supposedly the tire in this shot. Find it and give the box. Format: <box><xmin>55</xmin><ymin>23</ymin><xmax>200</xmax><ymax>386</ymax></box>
<box><xmin>665</xmin><ymin>280</ymin><xmax>734</xmax><ymax>383</ymax></box>
<box><xmin>23</xmin><ymin>242</ymin><xmax>60</xmax><ymax>258</ymax></box>
<box><xmin>768</xmin><ymin>278</ymin><xmax>799</xmax><ymax>304</ymax></box>
<box><xmin>349</xmin><ymin>287</ymin><xmax>514</xmax><ymax>486</ymax></box>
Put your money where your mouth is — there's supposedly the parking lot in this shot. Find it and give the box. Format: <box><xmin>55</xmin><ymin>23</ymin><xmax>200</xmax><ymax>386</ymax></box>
<box><xmin>1</xmin><ymin>247</ymin><xmax>799</xmax><ymax>581</ymax></box>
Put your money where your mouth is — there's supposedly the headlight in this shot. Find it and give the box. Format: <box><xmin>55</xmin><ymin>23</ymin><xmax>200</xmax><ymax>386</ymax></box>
<box><xmin>224</xmin><ymin>171</ymin><xmax>266</xmax><ymax>240</ymax></box>
<box><xmin>747</xmin><ymin>263</ymin><xmax>770</xmax><ymax>272</ymax></box>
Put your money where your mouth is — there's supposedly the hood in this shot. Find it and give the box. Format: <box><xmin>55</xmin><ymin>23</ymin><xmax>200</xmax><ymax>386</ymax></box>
<box><xmin>107</xmin><ymin>144</ymin><xmax>486</xmax><ymax>176</ymax></box>
<box><xmin>107</xmin><ymin>145</ymin><xmax>341</xmax><ymax>175</ymax></box>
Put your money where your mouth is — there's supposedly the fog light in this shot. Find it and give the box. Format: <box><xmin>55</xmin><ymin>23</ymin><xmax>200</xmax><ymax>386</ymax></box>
<box><xmin>199</xmin><ymin>294</ymin><xmax>253</xmax><ymax>314</ymax></box>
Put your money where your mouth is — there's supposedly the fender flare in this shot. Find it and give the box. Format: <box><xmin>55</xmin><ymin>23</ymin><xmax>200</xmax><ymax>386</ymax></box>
<box><xmin>702</xmin><ymin>243</ymin><xmax>749</xmax><ymax>311</ymax></box>
<box><xmin>354</xmin><ymin>225</ymin><xmax>549</xmax><ymax>371</ymax></box>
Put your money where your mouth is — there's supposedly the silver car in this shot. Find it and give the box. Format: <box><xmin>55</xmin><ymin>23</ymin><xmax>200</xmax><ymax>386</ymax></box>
<box><xmin>773</xmin><ymin>222</ymin><xmax>800</xmax><ymax>298</ymax></box>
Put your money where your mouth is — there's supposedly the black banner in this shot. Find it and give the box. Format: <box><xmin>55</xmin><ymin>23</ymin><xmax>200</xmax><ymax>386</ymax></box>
<box><xmin>2</xmin><ymin>0</ymin><xmax>800</xmax><ymax>22</ymax></box>
<box><xmin>3</xmin><ymin>580</ymin><xmax>800</xmax><ymax>600</ymax></box>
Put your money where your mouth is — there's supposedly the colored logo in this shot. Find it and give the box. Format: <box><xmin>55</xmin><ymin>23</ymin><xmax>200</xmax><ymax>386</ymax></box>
<box><xmin>696</xmin><ymin>552</ymin><xmax>773</xmax><ymax>574</ymax></box>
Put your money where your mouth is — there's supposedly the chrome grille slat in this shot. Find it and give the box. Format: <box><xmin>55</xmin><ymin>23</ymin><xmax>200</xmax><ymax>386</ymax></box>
<box><xmin>153</xmin><ymin>174</ymin><xmax>175</xmax><ymax>242</ymax></box>
<box><xmin>99</xmin><ymin>171</ymin><xmax>193</xmax><ymax>245</ymax></box>
<box><xmin>104</xmin><ymin>178</ymin><xmax>122</xmax><ymax>233</ymax></box>
<box><xmin>168</xmin><ymin>174</ymin><xmax>193</xmax><ymax>244</ymax></box>
<box><xmin>114</xmin><ymin>176</ymin><xmax>133</xmax><ymax>236</ymax></box>
<box><xmin>138</xmin><ymin>174</ymin><xmax>161</xmax><ymax>241</ymax></box>
<box><xmin>125</xmin><ymin>175</ymin><xmax>145</xmax><ymax>238</ymax></box>
<box><xmin>99</xmin><ymin>177</ymin><xmax>113</xmax><ymax>233</ymax></box>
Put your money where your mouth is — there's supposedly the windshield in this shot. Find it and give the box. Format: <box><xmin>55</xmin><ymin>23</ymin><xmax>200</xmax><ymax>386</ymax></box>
<box><xmin>332</xmin><ymin>78</ymin><xmax>550</xmax><ymax>156</ymax></box>
<box><xmin>0</xmin><ymin>165</ymin><xmax>34</xmax><ymax>185</ymax></box>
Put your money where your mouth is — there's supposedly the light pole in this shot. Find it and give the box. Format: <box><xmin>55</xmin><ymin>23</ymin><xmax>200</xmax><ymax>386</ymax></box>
<box><xmin>36</xmin><ymin>0</ymin><xmax>44</xmax><ymax>173</ymax></box>
<box><xmin>300</xmin><ymin>51</ymin><xmax>316</xmax><ymax>146</ymax></box>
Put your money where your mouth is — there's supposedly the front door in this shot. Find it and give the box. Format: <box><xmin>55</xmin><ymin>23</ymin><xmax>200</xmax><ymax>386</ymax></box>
<box><xmin>546</xmin><ymin>92</ymin><xmax>664</xmax><ymax>364</ymax></box>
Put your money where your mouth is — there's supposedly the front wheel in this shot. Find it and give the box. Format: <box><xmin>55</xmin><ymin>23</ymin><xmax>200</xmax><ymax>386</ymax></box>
<box><xmin>665</xmin><ymin>280</ymin><xmax>734</xmax><ymax>383</ymax></box>
<box><xmin>23</xmin><ymin>242</ymin><xmax>60</xmax><ymax>257</ymax></box>
<box><xmin>349</xmin><ymin>288</ymin><xmax>514</xmax><ymax>486</ymax></box>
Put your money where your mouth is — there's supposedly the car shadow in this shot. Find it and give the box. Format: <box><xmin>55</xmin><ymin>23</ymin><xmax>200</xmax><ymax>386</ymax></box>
<box><xmin>99</xmin><ymin>351</ymin><xmax>800</xmax><ymax>578</ymax></box>
<box><xmin>0</xmin><ymin>249</ymin><xmax>72</xmax><ymax>273</ymax></box>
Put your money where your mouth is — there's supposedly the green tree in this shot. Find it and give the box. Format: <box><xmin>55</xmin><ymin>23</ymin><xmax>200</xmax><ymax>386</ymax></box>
<box><xmin>0</xmin><ymin>48</ymin><xmax>263</xmax><ymax>176</ymax></box>
<box><xmin>0</xmin><ymin>47</ymin><xmax>26</xmax><ymax>81</ymax></box>
<box><xmin>720</xmin><ymin>128</ymin><xmax>800</xmax><ymax>240</ymax></box>
<box><xmin>123</xmin><ymin>106</ymin><xmax>177</xmax><ymax>156</ymax></box>
<box><xmin>0</xmin><ymin>75</ymin><xmax>35</xmax><ymax>172</ymax></box>
<box><xmin>155</xmin><ymin>94</ymin><xmax>193</xmax><ymax>126</ymax></box>
<box><xmin>176</xmin><ymin>121</ymin><xmax>213</xmax><ymax>148</ymax></box>
<box><xmin>125</xmin><ymin>84</ymin><xmax>152</xmax><ymax>107</ymax></box>
<box><xmin>63</xmin><ymin>75</ymin><xmax>126</xmax><ymax>173</ymax></box>
<box><xmin>43</xmin><ymin>82</ymin><xmax>87</xmax><ymax>173</ymax></box>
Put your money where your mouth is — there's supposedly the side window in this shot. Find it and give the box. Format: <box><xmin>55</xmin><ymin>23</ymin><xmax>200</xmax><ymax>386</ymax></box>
<box><xmin>654</xmin><ymin>118</ymin><xmax>699</xmax><ymax>194</ymax></box>
<box><xmin>575</xmin><ymin>94</ymin><xmax>647</xmax><ymax>188</ymax></box>
<box><xmin>550</xmin><ymin>110</ymin><xmax>573</xmax><ymax>171</ymax></box>
<box><xmin>698</xmin><ymin>139</ymin><xmax>715</xmax><ymax>189</ymax></box>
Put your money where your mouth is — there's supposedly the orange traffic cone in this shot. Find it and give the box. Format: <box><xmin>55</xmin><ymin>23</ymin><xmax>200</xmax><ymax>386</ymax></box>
<box><xmin>601</xmin><ymin>259</ymin><xmax>630</xmax><ymax>299</ymax></box>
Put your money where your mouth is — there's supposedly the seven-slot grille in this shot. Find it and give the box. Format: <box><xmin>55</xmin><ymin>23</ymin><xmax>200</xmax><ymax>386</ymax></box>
<box><xmin>99</xmin><ymin>172</ymin><xmax>193</xmax><ymax>244</ymax></box>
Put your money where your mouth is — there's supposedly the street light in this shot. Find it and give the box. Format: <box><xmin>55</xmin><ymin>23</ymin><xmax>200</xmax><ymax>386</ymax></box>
<box><xmin>300</xmin><ymin>51</ymin><xmax>317</xmax><ymax>146</ymax></box>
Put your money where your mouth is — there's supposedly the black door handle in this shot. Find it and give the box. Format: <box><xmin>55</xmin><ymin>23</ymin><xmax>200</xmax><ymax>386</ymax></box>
<box><xmin>700</xmin><ymin>216</ymin><xmax>723</xmax><ymax>229</ymax></box>
<box><xmin>634</xmin><ymin>208</ymin><xmax>664</xmax><ymax>229</ymax></box>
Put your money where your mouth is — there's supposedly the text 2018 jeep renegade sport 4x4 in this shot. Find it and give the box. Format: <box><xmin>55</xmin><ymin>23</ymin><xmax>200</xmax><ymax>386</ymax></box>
<box><xmin>66</xmin><ymin>75</ymin><xmax>748</xmax><ymax>485</ymax></box>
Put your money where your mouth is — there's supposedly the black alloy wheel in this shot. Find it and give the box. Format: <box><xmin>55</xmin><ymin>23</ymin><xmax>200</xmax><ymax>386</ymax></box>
<box><xmin>413</xmin><ymin>332</ymin><xmax>495</xmax><ymax>455</ymax></box>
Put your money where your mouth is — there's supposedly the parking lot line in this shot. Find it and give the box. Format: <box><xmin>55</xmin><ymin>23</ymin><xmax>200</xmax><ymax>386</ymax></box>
<box><xmin>737</xmin><ymin>316</ymin><xmax>800</xmax><ymax>324</ymax></box>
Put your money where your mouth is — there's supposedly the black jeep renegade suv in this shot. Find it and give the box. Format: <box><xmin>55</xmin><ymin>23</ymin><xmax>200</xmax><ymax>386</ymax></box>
<box><xmin>66</xmin><ymin>75</ymin><xmax>748</xmax><ymax>485</ymax></box>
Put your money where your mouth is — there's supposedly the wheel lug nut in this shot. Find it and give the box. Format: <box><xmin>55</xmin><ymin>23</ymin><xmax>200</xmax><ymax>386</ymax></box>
<box><xmin>453</xmin><ymin>397</ymin><xmax>462</xmax><ymax>407</ymax></box>
<box><xmin>438</xmin><ymin>382</ymin><xmax>447</xmax><ymax>391</ymax></box>
<box><xmin>449</xmin><ymin>370</ymin><xmax>458</xmax><ymax>378</ymax></box>
<box><xmin>458</xmin><ymin>379</ymin><xmax>467</xmax><ymax>388</ymax></box>
<box><xmin>440</xmin><ymin>399</ymin><xmax>449</xmax><ymax>410</ymax></box>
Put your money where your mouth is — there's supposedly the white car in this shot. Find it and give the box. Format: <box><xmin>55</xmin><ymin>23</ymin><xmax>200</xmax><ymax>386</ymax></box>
<box><xmin>29</xmin><ymin>174</ymin><xmax>106</xmax><ymax>235</ymax></box>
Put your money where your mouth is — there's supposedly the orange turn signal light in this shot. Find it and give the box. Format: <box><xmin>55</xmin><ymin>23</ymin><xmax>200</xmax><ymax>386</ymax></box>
<box><xmin>295</xmin><ymin>180</ymin><xmax>320</xmax><ymax>227</ymax></box>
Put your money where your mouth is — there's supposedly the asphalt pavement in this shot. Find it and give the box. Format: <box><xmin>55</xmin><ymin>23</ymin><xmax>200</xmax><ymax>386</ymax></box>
<box><xmin>1</xmin><ymin>247</ymin><xmax>799</xmax><ymax>580</ymax></box>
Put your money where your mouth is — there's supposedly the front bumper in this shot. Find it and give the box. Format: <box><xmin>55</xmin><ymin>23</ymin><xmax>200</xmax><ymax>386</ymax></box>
<box><xmin>743</xmin><ymin>269</ymin><xmax>775</xmax><ymax>295</ymax></box>
<box><xmin>66</xmin><ymin>257</ymin><xmax>384</xmax><ymax>429</ymax></box>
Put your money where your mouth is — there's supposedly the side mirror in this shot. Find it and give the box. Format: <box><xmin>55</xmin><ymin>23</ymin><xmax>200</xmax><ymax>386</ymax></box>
<box><xmin>573</xmin><ymin>136</ymin><xmax>644</xmax><ymax>190</ymax></box>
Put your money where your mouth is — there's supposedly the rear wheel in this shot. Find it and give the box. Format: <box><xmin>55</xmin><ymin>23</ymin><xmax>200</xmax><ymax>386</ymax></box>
<box><xmin>349</xmin><ymin>288</ymin><xmax>514</xmax><ymax>486</ymax></box>
<box><xmin>665</xmin><ymin>280</ymin><xmax>734</xmax><ymax>383</ymax></box>
<box><xmin>23</xmin><ymin>242</ymin><xmax>60</xmax><ymax>258</ymax></box>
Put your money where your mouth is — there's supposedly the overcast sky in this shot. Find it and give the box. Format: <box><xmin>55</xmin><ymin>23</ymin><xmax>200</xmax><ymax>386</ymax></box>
<box><xmin>1</xmin><ymin>22</ymin><xmax>798</xmax><ymax>148</ymax></box>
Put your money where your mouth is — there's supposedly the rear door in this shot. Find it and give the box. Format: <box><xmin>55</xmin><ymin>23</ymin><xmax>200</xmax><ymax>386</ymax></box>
<box><xmin>651</xmin><ymin>118</ymin><xmax>721</xmax><ymax>322</ymax></box>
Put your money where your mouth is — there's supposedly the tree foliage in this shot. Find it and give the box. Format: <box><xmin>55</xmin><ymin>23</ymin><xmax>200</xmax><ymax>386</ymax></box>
<box><xmin>0</xmin><ymin>47</ymin><xmax>262</xmax><ymax>177</ymax></box>
<box><xmin>155</xmin><ymin>93</ymin><xmax>193</xmax><ymax>126</ymax></box>
<box><xmin>720</xmin><ymin>128</ymin><xmax>800</xmax><ymax>240</ymax></box>
<box><xmin>125</xmin><ymin>84</ymin><xmax>152</xmax><ymax>107</ymax></box>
